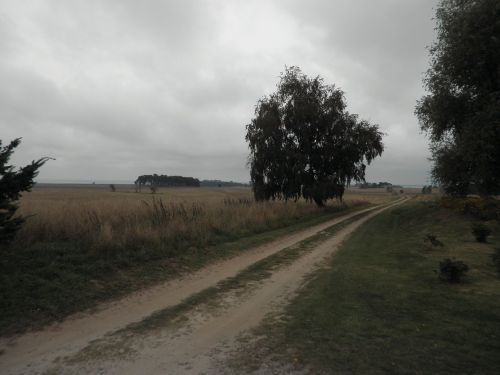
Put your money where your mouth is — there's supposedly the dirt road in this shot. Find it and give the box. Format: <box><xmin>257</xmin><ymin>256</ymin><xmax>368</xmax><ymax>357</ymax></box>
<box><xmin>0</xmin><ymin>198</ymin><xmax>405</xmax><ymax>374</ymax></box>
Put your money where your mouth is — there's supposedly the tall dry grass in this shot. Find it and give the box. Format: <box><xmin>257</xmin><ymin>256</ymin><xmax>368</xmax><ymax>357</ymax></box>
<box><xmin>15</xmin><ymin>186</ymin><xmax>377</xmax><ymax>258</ymax></box>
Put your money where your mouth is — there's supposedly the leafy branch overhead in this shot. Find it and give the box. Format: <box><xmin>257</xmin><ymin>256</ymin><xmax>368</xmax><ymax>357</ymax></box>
<box><xmin>246</xmin><ymin>66</ymin><xmax>384</xmax><ymax>206</ymax></box>
<box><xmin>0</xmin><ymin>138</ymin><xmax>52</xmax><ymax>245</ymax></box>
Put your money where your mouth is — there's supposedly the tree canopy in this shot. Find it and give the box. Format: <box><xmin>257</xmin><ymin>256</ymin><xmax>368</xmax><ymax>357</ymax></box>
<box><xmin>416</xmin><ymin>0</ymin><xmax>500</xmax><ymax>196</ymax></box>
<box><xmin>134</xmin><ymin>174</ymin><xmax>200</xmax><ymax>191</ymax></box>
<box><xmin>246</xmin><ymin>67</ymin><xmax>384</xmax><ymax>206</ymax></box>
<box><xmin>0</xmin><ymin>138</ymin><xmax>50</xmax><ymax>245</ymax></box>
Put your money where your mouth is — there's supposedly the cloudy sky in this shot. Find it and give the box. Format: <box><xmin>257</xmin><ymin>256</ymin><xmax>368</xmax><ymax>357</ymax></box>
<box><xmin>1</xmin><ymin>0</ymin><xmax>438</xmax><ymax>185</ymax></box>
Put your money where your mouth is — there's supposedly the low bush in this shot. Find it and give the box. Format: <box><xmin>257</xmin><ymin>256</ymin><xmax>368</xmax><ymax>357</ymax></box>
<box><xmin>492</xmin><ymin>249</ymin><xmax>500</xmax><ymax>274</ymax></box>
<box><xmin>425</xmin><ymin>234</ymin><xmax>444</xmax><ymax>247</ymax></box>
<box><xmin>440</xmin><ymin>197</ymin><xmax>500</xmax><ymax>221</ymax></box>
<box><xmin>472</xmin><ymin>223</ymin><xmax>491</xmax><ymax>243</ymax></box>
<box><xmin>439</xmin><ymin>258</ymin><xmax>469</xmax><ymax>283</ymax></box>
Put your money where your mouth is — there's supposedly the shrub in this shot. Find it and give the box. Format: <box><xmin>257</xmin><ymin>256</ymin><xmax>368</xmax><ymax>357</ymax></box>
<box><xmin>425</xmin><ymin>234</ymin><xmax>443</xmax><ymax>247</ymax></box>
<box><xmin>440</xmin><ymin>197</ymin><xmax>500</xmax><ymax>221</ymax></box>
<box><xmin>421</xmin><ymin>185</ymin><xmax>432</xmax><ymax>194</ymax></box>
<box><xmin>109</xmin><ymin>184</ymin><xmax>116</xmax><ymax>192</ymax></box>
<box><xmin>492</xmin><ymin>249</ymin><xmax>500</xmax><ymax>274</ymax></box>
<box><xmin>0</xmin><ymin>138</ymin><xmax>50</xmax><ymax>245</ymax></box>
<box><xmin>439</xmin><ymin>258</ymin><xmax>469</xmax><ymax>283</ymax></box>
<box><xmin>472</xmin><ymin>223</ymin><xmax>491</xmax><ymax>243</ymax></box>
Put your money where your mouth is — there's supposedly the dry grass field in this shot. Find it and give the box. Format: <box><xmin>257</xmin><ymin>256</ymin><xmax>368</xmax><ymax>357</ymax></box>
<box><xmin>16</xmin><ymin>184</ymin><xmax>395</xmax><ymax>253</ymax></box>
<box><xmin>1</xmin><ymin>184</ymin><xmax>399</xmax><ymax>335</ymax></box>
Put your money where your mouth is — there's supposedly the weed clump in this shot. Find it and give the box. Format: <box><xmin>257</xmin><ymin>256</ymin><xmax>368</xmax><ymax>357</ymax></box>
<box><xmin>492</xmin><ymin>249</ymin><xmax>500</xmax><ymax>274</ymax></box>
<box><xmin>439</xmin><ymin>258</ymin><xmax>469</xmax><ymax>283</ymax></box>
<box><xmin>472</xmin><ymin>223</ymin><xmax>491</xmax><ymax>243</ymax></box>
<box><xmin>425</xmin><ymin>234</ymin><xmax>444</xmax><ymax>247</ymax></box>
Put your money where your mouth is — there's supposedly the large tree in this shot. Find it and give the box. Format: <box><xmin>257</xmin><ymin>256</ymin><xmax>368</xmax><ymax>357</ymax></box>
<box><xmin>0</xmin><ymin>139</ymin><xmax>50</xmax><ymax>245</ymax></box>
<box><xmin>246</xmin><ymin>67</ymin><xmax>384</xmax><ymax>206</ymax></box>
<box><xmin>416</xmin><ymin>0</ymin><xmax>500</xmax><ymax>196</ymax></box>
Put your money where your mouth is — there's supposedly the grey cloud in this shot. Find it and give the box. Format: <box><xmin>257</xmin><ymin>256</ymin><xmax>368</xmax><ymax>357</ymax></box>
<box><xmin>1</xmin><ymin>0</ymin><xmax>438</xmax><ymax>185</ymax></box>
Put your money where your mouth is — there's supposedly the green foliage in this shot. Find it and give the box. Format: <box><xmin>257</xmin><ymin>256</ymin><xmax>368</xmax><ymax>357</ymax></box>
<box><xmin>425</xmin><ymin>233</ymin><xmax>444</xmax><ymax>247</ymax></box>
<box><xmin>359</xmin><ymin>181</ymin><xmax>392</xmax><ymax>189</ymax></box>
<box><xmin>431</xmin><ymin>144</ymin><xmax>472</xmax><ymax>196</ymax></box>
<box><xmin>135</xmin><ymin>174</ymin><xmax>200</xmax><ymax>191</ymax></box>
<box><xmin>472</xmin><ymin>223</ymin><xmax>491</xmax><ymax>243</ymax></box>
<box><xmin>421</xmin><ymin>185</ymin><xmax>433</xmax><ymax>194</ymax></box>
<box><xmin>440</xmin><ymin>196</ymin><xmax>500</xmax><ymax>220</ymax></box>
<box><xmin>246</xmin><ymin>67</ymin><xmax>383</xmax><ymax>206</ymax></box>
<box><xmin>0</xmin><ymin>138</ymin><xmax>50</xmax><ymax>245</ymax></box>
<box><xmin>416</xmin><ymin>0</ymin><xmax>500</xmax><ymax>196</ymax></box>
<box><xmin>492</xmin><ymin>249</ymin><xmax>500</xmax><ymax>274</ymax></box>
<box><xmin>200</xmin><ymin>180</ymin><xmax>249</xmax><ymax>187</ymax></box>
<box><xmin>439</xmin><ymin>258</ymin><xmax>469</xmax><ymax>283</ymax></box>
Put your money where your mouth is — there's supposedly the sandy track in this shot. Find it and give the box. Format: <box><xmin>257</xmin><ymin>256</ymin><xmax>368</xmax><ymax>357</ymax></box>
<box><xmin>0</xmin><ymin>199</ymin><xmax>405</xmax><ymax>374</ymax></box>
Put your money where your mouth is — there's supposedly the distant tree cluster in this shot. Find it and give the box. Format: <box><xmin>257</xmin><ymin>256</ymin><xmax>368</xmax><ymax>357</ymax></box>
<box><xmin>135</xmin><ymin>174</ymin><xmax>200</xmax><ymax>192</ymax></box>
<box><xmin>421</xmin><ymin>185</ymin><xmax>433</xmax><ymax>194</ymax></box>
<box><xmin>200</xmin><ymin>180</ymin><xmax>249</xmax><ymax>188</ymax></box>
<box><xmin>246</xmin><ymin>67</ymin><xmax>384</xmax><ymax>206</ymax></box>
<box><xmin>358</xmin><ymin>181</ymin><xmax>392</xmax><ymax>189</ymax></box>
<box><xmin>416</xmin><ymin>0</ymin><xmax>500</xmax><ymax>196</ymax></box>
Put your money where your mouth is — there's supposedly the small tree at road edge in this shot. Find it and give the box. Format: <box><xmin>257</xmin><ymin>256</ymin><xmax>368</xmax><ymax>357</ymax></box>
<box><xmin>0</xmin><ymin>138</ymin><xmax>51</xmax><ymax>245</ymax></box>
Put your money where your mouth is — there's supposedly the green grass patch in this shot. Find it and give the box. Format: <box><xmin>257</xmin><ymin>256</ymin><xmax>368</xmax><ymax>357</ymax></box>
<box><xmin>0</xmin><ymin>202</ymin><xmax>373</xmax><ymax>337</ymax></box>
<box><xmin>232</xmin><ymin>200</ymin><xmax>500</xmax><ymax>374</ymax></box>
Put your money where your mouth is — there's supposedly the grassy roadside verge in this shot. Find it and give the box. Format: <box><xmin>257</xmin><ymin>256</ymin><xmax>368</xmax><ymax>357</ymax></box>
<box><xmin>1</xmin><ymin>201</ymin><xmax>376</xmax><ymax>337</ymax></box>
<box><xmin>231</xmin><ymin>199</ymin><xmax>500</xmax><ymax>374</ymax></box>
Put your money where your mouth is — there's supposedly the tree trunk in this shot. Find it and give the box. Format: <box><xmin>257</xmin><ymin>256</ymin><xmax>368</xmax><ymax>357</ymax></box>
<box><xmin>313</xmin><ymin>196</ymin><xmax>325</xmax><ymax>207</ymax></box>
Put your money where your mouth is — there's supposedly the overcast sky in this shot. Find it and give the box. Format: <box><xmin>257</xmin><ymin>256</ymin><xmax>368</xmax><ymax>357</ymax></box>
<box><xmin>1</xmin><ymin>0</ymin><xmax>438</xmax><ymax>185</ymax></box>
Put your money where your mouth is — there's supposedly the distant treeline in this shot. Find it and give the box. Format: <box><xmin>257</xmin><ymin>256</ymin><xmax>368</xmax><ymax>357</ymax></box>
<box><xmin>357</xmin><ymin>182</ymin><xmax>393</xmax><ymax>189</ymax></box>
<box><xmin>354</xmin><ymin>182</ymin><xmax>406</xmax><ymax>193</ymax></box>
<box><xmin>200</xmin><ymin>180</ymin><xmax>249</xmax><ymax>187</ymax></box>
<box><xmin>135</xmin><ymin>174</ymin><xmax>200</xmax><ymax>189</ymax></box>
<box><xmin>134</xmin><ymin>175</ymin><xmax>249</xmax><ymax>191</ymax></box>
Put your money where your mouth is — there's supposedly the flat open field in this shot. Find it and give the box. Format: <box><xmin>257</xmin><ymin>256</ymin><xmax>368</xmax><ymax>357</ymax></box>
<box><xmin>1</xmin><ymin>195</ymin><xmax>405</xmax><ymax>374</ymax></box>
<box><xmin>16</xmin><ymin>184</ymin><xmax>398</xmax><ymax>256</ymax></box>
<box><xmin>21</xmin><ymin>183</ymin><xmax>397</xmax><ymax>206</ymax></box>
<box><xmin>2</xmin><ymin>184</ymin><xmax>399</xmax><ymax>336</ymax></box>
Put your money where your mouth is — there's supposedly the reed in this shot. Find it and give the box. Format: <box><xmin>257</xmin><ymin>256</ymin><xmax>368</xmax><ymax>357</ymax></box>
<box><xmin>15</xmin><ymin>186</ymin><xmax>392</xmax><ymax>259</ymax></box>
<box><xmin>16</xmin><ymin>190</ymin><xmax>346</xmax><ymax>258</ymax></box>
